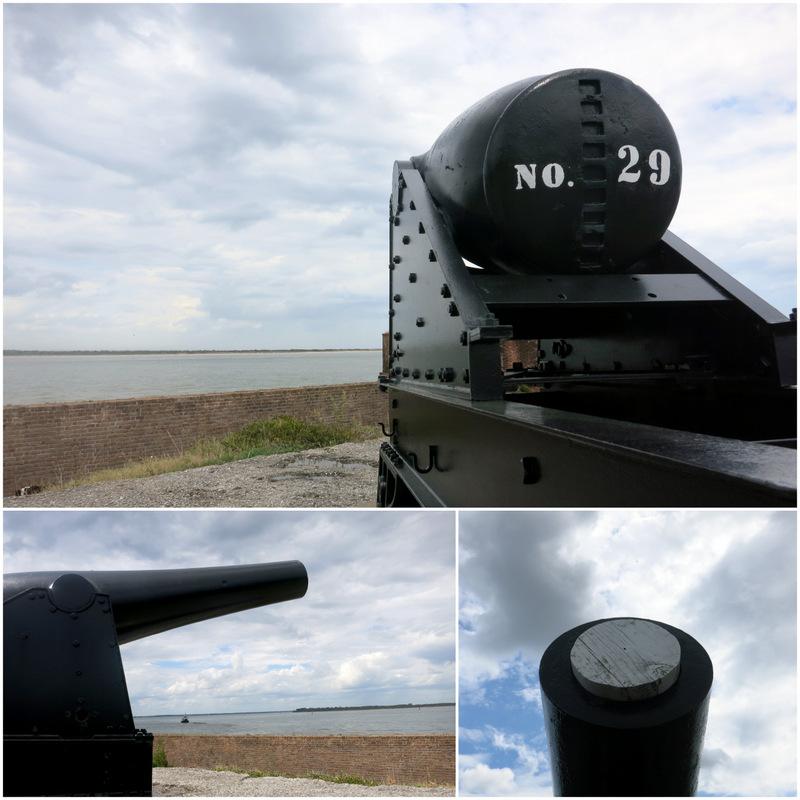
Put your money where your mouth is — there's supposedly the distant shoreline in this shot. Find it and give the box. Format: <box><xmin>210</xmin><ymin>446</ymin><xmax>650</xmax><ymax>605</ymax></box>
<box><xmin>4</xmin><ymin>348</ymin><xmax>380</xmax><ymax>356</ymax></box>
<box><xmin>139</xmin><ymin>703</ymin><xmax>455</xmax><ymax>719</ymax></box>
<box><xmin>293</xmin><ymin>703</ymin><xmax>456</xmax><ymax>713</ymax></box>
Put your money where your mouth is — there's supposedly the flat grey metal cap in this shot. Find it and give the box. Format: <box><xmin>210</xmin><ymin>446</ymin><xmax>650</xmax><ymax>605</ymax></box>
<box><xmin>570</xmin><ymin>618</ymin><xmax>681</xmax><ymax>701</ymax></box>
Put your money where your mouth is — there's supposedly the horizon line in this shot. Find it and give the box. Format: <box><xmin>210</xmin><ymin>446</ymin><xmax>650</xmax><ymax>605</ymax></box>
<box><xmin>4</xmin><ymin>348</ymin><xmax>381</xmax><ymax>355</ymax></box>
<box><xmin>136</xmin><ymin>702</ymin><xmax>456</xmax><ymax>718</ymax></box>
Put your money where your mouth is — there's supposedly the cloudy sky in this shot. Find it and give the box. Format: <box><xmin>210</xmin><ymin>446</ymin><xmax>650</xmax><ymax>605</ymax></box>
<box><xmin>3</xmin><ymin>509</ymin><xmax>456</xmax><ymax>715</ymax></box>
<box><xmin>459</xmin><ymin>510</ymin><xmax>796</xmax><ymax>797</ymax></box>
<box><xmin>3</xmin><ymin>3</ymin><xmax>796</xmax><ymax>352</ymax></box>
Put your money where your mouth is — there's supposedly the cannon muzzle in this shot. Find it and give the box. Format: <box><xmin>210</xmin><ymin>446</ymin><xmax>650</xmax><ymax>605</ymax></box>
<box><xmin>4</xmin><ymin>560</ymin><xmax>308</xmax><ymax>643</ymax></box>
<box><xmin>539</xmin><ymin>618</ymin><xmax>713</xmax><ymax>795</ymax></box>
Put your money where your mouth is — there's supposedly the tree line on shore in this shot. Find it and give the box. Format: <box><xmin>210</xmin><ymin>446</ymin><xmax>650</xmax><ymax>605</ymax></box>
<box><xmin>294</xmin><ymin>703</ymin><xmax>455</xmax><ymax>713</ymax></box>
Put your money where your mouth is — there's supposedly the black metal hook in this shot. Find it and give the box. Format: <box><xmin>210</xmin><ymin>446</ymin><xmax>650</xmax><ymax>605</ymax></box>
<box><xmin>408</xmin><ymin>445</ymin><xmax>440</xmax><ymax>474</ymax></box>
<box><xmin>379</xmin><ymin>419</ymin><xmax>397</xmax><ymax>437</ymax></box>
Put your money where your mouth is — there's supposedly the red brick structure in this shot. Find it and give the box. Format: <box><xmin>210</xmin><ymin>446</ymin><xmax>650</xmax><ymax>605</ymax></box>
<box><xmin>155</xmin><ymin>734</ymin><xmax>455</xmax><ymax>787</ymax></box>
<box><xmin>3</xmin><ymin>382</ymin><xmax>386</xmax><ymax>496</ymax></box>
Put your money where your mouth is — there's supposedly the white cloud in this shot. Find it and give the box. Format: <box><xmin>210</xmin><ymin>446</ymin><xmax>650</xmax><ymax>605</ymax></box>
<box><xmin>489</xmin><ymin>728</ymin><xmax>549</xmax><ymax>778</ymax></box>
<box><xmin>459</xmin><ymin>763</ymin><xmax>519</xmax><ymax>797</ymax></box>
<box><xmin>335</xmin><ymin>652</ymin><xmax>389</xmax><ymax>690</ymax></box>
<box><xmin>516</xmin><ymin>685</ymin><xmax>541</xmax><ymax>709</ymax></box>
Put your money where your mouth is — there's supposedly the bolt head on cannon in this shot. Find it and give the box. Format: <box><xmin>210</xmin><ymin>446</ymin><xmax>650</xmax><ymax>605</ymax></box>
<box><xmin>413</xmin><ymin>68</ymin><xmax>682</xmax><ymax>274</ymax></box>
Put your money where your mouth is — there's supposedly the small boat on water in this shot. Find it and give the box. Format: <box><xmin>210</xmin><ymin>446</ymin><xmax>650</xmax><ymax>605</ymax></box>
<box><xmin>181</xmin><ymin>714</ymin><xmax>189</xmax><ymax>723</ymax></box>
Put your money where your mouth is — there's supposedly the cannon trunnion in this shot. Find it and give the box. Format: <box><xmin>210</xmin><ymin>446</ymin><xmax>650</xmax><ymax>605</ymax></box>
<box><xmin>377</xmin><ymin>69</ymin><xmax>796</xmax><ymax>507</ymax></box>
<box><xmin>4</xmin><ymin>562</ymin><xmax>308</xmax><ymax>796</ymax></box>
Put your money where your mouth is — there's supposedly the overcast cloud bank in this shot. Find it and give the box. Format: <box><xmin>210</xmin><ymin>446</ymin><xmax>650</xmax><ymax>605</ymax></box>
<box><xmin>4</xmin><ymin>4</ymin><xmax>795</xmax><ymax>351</ymax></box>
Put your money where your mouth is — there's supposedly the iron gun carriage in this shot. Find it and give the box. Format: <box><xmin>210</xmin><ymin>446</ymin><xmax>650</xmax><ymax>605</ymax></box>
<box><xmin>4</xmin><ymin>561</ymin><xmax>308</xmax><ymax>796</ymax></box>
<box><xmin>377</xmin><ymin>68</ymin><xmax>796</xmax><ymax>507</ymax></box>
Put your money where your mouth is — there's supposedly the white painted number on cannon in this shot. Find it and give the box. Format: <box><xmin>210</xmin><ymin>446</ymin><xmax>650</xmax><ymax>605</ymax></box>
<box><xmin>647</xmin><ymin>149</ymin><xmax>671</xmax><ymax>185</ymax></box>
<box><xmin>617</xmin><ymin>145</ymin><xmax>641</xmax><ymax>183</ymax></box>
<box><xmin>617</xmin><ymin>145</ymin><xmax>671</xmax><ymax>185</ymax></box>
<box><xmin>514</xmin><ymin>147</ymin><xmax>671</xmax><ymax>189</ymax></box>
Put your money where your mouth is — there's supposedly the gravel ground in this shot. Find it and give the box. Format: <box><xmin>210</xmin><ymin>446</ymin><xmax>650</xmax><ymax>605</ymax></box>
<box><xmin>152</xmin><ymin>767</ymin><xmax>454</xmax><ymax>797</ymax></box>
<box><xmin>4</xmin><ymin>441</ymin><xmax>382</xmax><ymax>508</ymax></box>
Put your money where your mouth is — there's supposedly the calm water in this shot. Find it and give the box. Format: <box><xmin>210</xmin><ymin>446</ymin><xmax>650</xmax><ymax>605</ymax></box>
<box><xmin>3</xmin><ymin>351</ymin><xmax>382</xmax><ymax>406</ymax></box>
<box><xmin>134</xmin><ymin>706</ymin><xmax>454</xmax><ymax>736</ymax></box>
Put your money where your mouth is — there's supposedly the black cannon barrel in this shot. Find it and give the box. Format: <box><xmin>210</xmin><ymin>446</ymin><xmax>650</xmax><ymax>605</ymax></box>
<box><xmin>4</xmin><ymin>561</ymin><xmax>308</xmax><ymax>797</ymax></box>
<box><xmin>3</xmin><ymin>560</ymin><xmax>308</xmax><ymax>644</ymax></box>
<box><xmin>539</xmin><ymin>617</ymin><xmax>712</xmax><ymax>796</ymax></box>
<box><xmin>413</xmin><ymin>68</ymin><xmax>681</xmax><ymax>275</ymax></box>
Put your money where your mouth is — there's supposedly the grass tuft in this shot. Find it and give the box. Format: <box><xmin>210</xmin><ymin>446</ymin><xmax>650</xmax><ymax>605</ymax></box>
<box><xmin>210</xmin><ymin>767</ymin><xmax>377</xmax><ymax>785</ymax></box>
<box><xmin>152</xmin><ymin>740</ymin><xmax>169</xmax><ymax>768</ymax></box>
<box><xmin>220</xmin><ymin>414</ymin><xmax>364</xmax><ymax>454</ymax></box>
<box><xmin>48</xmin><ymin>413</ymin><xmax>379</xmax><ymax>492</ymax></box>
<box><xmin>302</xmin><ymin>772</ymin><xmax>378</xmax><ymax>786</ymax></box>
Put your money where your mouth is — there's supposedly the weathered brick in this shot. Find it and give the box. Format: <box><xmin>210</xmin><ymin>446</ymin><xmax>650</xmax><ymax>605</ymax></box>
<box><xmin>3</xmin><ymin>383</ymin><xmax>387</xmax><ymax>496</ymax></box>
<box><xmin>155</xmin><ymin>734</ymin><xmax>455</xmax><ymax>786</ymax></box>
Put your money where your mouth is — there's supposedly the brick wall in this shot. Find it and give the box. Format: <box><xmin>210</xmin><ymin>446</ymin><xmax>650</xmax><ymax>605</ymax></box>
<box><xmin>155</xmin><ymin>734</ymin><xmax>454</xmax><ymax>787</ymax></box>
<box><xmin>3</xmin><ymin>383</ymin><xmax>387</xmax><ymax>496</ymax></box>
